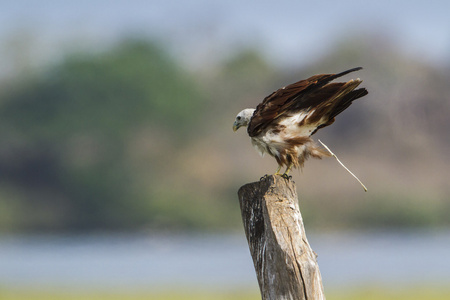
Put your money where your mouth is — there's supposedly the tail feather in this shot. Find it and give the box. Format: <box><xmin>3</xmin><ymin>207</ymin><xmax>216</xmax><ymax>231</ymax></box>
<box><xmin>333</xmin><ymin>67</ymin><xmax>363</xmax><ymax>79</ymax></box>
<box><xmin>309</xmin><ymin>80</ymin><xmax>368</xmax><ymax>135</ymax></box>
<box><xmin>328</xmin><ymin>87</ymin><xmax>368</xmax><ymax>120</ymax></box>
<box><xmin>314</xmin><ymin>67</ymin><xmax>363</xmax><ymax>89</ymax></box>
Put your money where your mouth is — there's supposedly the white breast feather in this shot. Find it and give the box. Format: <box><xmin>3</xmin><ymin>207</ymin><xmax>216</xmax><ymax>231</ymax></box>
<box><xmin>250</xmin><ymin>111</ymin><xmax>319</xmax><ymax>158</ymax></box>
<box><xmin>251</xmin><ymin>138</ymin><xmax>266</xmax><ymax>157</ymax></box>
<box><xmin>278</xmin><ymin>111</ymin><xmax>318</xmax><ymax>137</ymax></box>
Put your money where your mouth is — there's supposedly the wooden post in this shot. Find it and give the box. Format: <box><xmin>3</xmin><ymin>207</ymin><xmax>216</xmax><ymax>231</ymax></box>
<box><xmin>238</xmin><ymin>175</ymin><xmax>325</xmax><ymax>300</ymax></box>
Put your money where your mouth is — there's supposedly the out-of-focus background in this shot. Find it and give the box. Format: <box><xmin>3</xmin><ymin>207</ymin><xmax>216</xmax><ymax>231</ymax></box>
<box><xmin>0</xmin><ymin>1</ymin><xmax>449</xmax><ymax>299</ymax></box>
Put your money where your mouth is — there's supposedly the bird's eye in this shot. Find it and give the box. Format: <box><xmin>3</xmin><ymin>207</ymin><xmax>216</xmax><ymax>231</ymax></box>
<box><xmin>237</xmin><ymin>116</ymin><xmax>241</xmax><ymax>121</ymax></box>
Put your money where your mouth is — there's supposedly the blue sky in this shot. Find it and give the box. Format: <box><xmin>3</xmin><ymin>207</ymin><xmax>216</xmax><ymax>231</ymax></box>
<box><xmin>1</xmin><ymin>0</ymin><xmax>449</xmax><ymax>68</ymax></box>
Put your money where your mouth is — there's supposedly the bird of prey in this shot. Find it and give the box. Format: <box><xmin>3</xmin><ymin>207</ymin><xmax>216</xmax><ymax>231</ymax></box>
<box><xmin>232</xmin><ymin>67</ymin><xmax>368</xmax><ymax>177</ymax></box>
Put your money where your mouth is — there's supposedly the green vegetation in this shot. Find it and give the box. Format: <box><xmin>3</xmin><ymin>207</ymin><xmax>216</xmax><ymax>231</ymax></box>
<box><xmin>0</xmin><ymin>36</ymin><xmax>449</xmax><ymax>233</ymax></box>
<box><xmin>331</xmin><ymin>286</ymin><xmax>450</xmax><ymax>300</ymax></box>
<box><xmin>0</xmin><ymin>39</ymin><xmax>207</xmax><ymax>232</ymax></box>
<box><xmin>1</xmin><ymin>286</ymin><xmax>449</xmax><ymax>300</ymax></box>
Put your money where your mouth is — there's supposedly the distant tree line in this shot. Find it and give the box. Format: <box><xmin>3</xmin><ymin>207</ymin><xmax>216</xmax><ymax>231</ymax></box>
<box><xmin>0</xmin><ymin>36</ymin><xmax>448</xmax><ymax>233</ymax></box>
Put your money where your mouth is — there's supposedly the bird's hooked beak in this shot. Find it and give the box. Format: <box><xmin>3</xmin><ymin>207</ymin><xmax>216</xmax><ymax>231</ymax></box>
<box><xmin>232</xmin><ymin>122</ymin><xmax>240</xmax><ymax>132</ymax></box>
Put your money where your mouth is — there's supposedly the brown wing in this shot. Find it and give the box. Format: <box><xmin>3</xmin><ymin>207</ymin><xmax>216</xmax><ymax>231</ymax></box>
<box><xmin>247</xmin><ymin>67</ymin><xmax>368</xmax><ymax>137</ymax></box>
<box><xmin>306</xmin><ymin>80</ymin><xmax>368</xmax><ymax>135</ymax></box>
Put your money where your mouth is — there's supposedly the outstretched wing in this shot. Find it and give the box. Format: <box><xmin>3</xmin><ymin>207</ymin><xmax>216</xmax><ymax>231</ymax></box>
<box><xmin>247</xmin><ymin>67</ymin><xmax>368</xmax><ymax>137</ymax></box>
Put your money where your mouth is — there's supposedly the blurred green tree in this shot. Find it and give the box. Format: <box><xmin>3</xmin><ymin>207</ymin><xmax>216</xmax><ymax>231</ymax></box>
<box><xmin>0</xmin><ymin>40</ymin><xmax>205</xmax><ymax>232</ymax></box>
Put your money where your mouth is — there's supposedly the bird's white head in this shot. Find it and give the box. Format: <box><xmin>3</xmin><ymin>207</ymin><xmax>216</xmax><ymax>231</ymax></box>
<box><xmin>233</xmin><ymin>108</ymin><xmax>255</xmax><ymax>132</ymax></box>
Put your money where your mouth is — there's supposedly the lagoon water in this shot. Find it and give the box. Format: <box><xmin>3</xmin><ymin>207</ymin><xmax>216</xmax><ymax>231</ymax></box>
<box><xmin>0</xmin><ymin>230</ymin><xmax>449</xmax><ymax>290</ymax></box>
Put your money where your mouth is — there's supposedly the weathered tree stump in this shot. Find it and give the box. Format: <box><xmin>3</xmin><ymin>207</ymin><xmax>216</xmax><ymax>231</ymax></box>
<box><xmin>238</xmin><ymin>175</ymin><xmax>325</xmax><ymax>300</ymax></box>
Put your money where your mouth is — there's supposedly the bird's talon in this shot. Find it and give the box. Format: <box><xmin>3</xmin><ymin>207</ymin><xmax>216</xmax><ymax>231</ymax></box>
<box><xmin>281</xmin><ymin>174</ymin><xmax>290</xmax><ymax>180</ymax></box>
<box><xmin>260</xmin><ymin>174</ymin><xmax>268</xmax><ymax>181</ymax></box>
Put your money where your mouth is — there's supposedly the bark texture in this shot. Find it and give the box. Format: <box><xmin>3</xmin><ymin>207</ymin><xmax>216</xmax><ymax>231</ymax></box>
<box><xmin>238</xmin><ymin>175</ymin><xmax>325</xmax><ymax>300</ymax></box>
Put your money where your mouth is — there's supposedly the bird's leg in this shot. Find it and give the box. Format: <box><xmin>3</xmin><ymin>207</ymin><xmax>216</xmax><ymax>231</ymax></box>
<box><xmin>274</xmin><ymin>165</ymin><xmax>282</xmax><ymax>175</ymax></box>
<box><xmin>282</xmin><ymin>163</ymin><xmax>293</xmax><ymax>179</ymax></box>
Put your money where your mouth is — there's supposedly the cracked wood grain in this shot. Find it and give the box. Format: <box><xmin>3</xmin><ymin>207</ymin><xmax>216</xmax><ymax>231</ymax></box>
<box><xmin>238</xmin><ymin>175</ymin><xmax>325</xmax><ymax>300</ymax></box>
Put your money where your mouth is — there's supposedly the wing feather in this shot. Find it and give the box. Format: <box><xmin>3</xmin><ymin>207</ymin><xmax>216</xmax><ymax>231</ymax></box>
<box><xmin>247</xmin><ymin>67</ymin><xmax>367</xmax><ymax>137</ymax></box>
